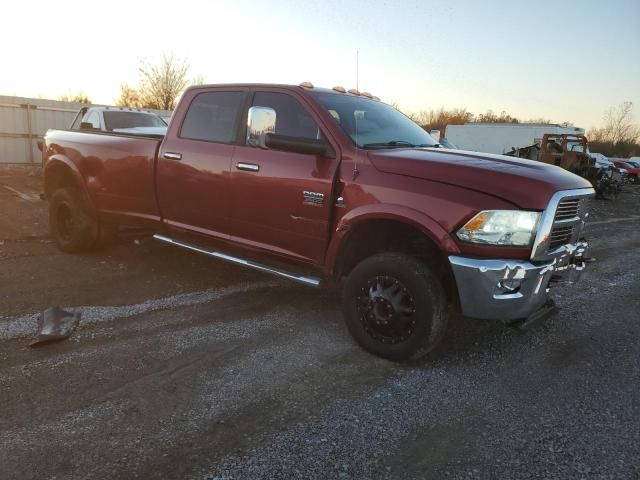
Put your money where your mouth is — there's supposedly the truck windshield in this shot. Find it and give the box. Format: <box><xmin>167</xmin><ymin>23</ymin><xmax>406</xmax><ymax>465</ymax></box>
<box><xmin>103</xmin><ymin>111</ymin><xmax>167</xmax><ymax>130</ymax></box>
<box><xmin>566</xmin><ymin>141</ymin><xmax>587</xmax><ymax>153</ymax></box>
<box><xmin>312</xmin><ymin>93</ymin><xmax>438</xmax><ymax>149</ymax></box>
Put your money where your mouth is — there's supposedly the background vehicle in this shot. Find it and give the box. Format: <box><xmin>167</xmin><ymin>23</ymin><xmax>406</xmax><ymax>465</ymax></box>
<box><xmin>71</xmin><ymin>106</ymin><xmax>168</xmax><ymax>136</ymax></box>
<box><xmin>40</xmin><ymin>83</ymin><xmax>594</xmax><ymax>360</ymax></box>
<box><xmin>445</xmin><ymin>123</ymin><xmax>585</xmax><ymax>155</ymax></box>
<box><xmin>590</xmin><ymin>153</ymin><xmax>625</xmax><ymax>196</ymax></box>
<box><xmin>500</xmin><ymin>133</ymin><xmax>621</xmax><ymax>199</ymax></box>
<box><xmin>437</xmin><ymin>138</ymin><xmax>458</xmax><ymax>149</ymax></box>
<box><xmin>428</xmin><ymin>130</ymin><xmax>459</xmax><ymax>149</ymax></box>
<box><xmin>611</xmin><ymin>159</ymin><xmax>640</xmax><ymax>184</ymax></box>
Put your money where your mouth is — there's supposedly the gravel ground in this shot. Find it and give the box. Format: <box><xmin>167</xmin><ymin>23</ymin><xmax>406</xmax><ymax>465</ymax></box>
<box><xmin>0</xmin><ymin>166</ymin><xmax>639</xmax><ymax>479</ymax></box>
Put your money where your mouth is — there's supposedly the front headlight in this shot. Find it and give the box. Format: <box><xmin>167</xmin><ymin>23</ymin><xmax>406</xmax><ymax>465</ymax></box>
<box><xmin>456</xmin><ymin>210</ymin><xmax>541</xmax><ymax>247</ymax></box>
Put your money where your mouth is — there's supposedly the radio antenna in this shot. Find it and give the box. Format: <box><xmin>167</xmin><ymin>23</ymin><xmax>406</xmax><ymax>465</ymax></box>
<box><xmin>353</xmin><ymin>49</ymin><xmax>360</xmax><ymax>180</ymax></box>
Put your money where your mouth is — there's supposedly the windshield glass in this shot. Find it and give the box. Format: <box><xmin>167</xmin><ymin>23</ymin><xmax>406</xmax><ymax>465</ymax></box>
<box><xmin>103</xmin><ymin>111</ymin><xmax>167</xmax><ymax>130</ymax></box>
<box><xmin>566</xmin><ymin>141</ymin><xmax>589</xmax><ymax>154</ymax></box>
<box><xmin>439</xmin><ymin>137</ymin><xmax>458</xmax><ymax>149</ymax></box>
<box><xmin>312</xmin><ymin>93</ymin><xmax>438</xmax><ymax>148</ymax></box>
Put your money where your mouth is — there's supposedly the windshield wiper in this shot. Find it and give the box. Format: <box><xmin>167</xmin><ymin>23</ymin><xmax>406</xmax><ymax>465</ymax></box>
<box><xmin>362</xmin><ymin>140</ymin><xmax>417</xmax><ymax>149</ymax></box>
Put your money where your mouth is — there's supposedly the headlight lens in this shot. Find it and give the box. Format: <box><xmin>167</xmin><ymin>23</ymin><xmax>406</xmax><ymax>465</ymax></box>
<box><xmin>456</xmin><ymin>210</ymin><xmax>541</xmax><ymax>247</ymax></box>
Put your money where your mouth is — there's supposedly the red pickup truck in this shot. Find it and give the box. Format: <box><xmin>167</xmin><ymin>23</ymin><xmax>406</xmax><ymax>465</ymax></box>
<box><xmin>41</xmin><ymin>83</ymin><xmax>594</xmax><ymax>360</ymax></box>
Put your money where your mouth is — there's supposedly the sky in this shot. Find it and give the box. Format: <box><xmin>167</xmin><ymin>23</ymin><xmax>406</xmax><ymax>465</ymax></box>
<box><xmin>1</xmin><ymin>0</ymin><xmax>638</xmax><ymax>130</ymax></box>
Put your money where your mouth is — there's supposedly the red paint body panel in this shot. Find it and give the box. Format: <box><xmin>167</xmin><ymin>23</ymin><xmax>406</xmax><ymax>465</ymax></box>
<box><xmin>45</xmin><ymin>130</ymin><xmax>161</xmax><ymax>221</ymax></box>
<box><xmin>229</xmin><ymin>144</ymin><xmax>339</xmax><ymax>265</ymax></box>
<box><xmin>42</xmin><ymin>83</ymin><xmax>594</xmax><ymax>280</ymax></box>
<box><xmin>612</xmin><ymin>160</ymin><xmax>640</xmax><ymax>177</ymax></box>
<box><xmin>367</xmin><ymin>148</ymin><xmax>592</xmax><ymax>210</ymax></box>
<box><xmin>156</xmin><ymin>138</ymin><xmax>234</xmax><ymax>240</ymax></box>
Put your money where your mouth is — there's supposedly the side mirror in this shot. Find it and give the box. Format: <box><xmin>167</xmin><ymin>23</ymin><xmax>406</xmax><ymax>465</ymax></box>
<box><xmin>265</xmin><ymin>133</ymin><xmax>333</xmax><ymax>157</ymax></box>
<box><xmin>430</xmin><ymin>129</ymin><xmax>441</xmax><ymax>142</ymax></box>
<box><xmin>247</xmin><ymin>106</ymin><xmax>276</xmax><ymax>147</ymax></box>
<box><xmin>80</xmin><ymin>122</ymin><xmax>95</xmax><ymax>130</ymax></box>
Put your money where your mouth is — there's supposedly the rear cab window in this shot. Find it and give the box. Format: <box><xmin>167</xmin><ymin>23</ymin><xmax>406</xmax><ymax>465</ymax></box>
<box><xmin>180</xmin><ymin>91</ymin><xmax>246</xmax><ymax>143</ymax></box>
<box><xmin>103</xmin><ymin>111</ymin><xmax>166</xmax><ymax>130</ymax></box>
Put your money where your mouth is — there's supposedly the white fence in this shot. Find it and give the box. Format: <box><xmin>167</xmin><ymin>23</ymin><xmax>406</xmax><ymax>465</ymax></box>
<box><xmin>0</xmin><ymin>95</ymin><xmax>171</xmax><ymax>164</ymax></box>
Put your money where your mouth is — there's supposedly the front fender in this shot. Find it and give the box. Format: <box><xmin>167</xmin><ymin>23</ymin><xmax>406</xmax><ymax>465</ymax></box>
<box><xmin>325</xmin><ymin>203</ymin><xmax>461</xmax><ymax>276</ymax></box>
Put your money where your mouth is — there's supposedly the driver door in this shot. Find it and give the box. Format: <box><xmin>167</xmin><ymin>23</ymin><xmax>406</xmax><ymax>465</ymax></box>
<box><xmin>229</xmin><ymin>90</ymin><xmax>339</xmax><ymax>266</ymax></box>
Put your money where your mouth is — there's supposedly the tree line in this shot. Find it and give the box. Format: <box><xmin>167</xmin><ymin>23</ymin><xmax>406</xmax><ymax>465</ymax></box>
<box><xmin>59</xmin><ymin>53</ymin><xmax>639</xmax><ymax>157</ymax></box>
<box><xmin>59</xmin><ymin>53</ymin><xmax>204</xmax><ymax>111</ymax></box>
<box><xmin>396</xmin><ymin>102</ymin><xmax>640</xmax><ymax>157</ymax></box>
<box><xmin>395</xmin><ymin>105</ymin><xmax>564</xmax><ymax>134</ymax></box>
<box><xmin>115</xmin><ymin>54</ymin><xmax>203</xmax><ymax>111</ymax></box>
<box><xmin>587</xmin><ymin>102</ymin><xmax>640</xmax><ymax>157</ymax></box>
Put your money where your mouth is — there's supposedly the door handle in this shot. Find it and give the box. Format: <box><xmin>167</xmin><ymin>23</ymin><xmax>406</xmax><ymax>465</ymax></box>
<box><xmin>163</xmin><ymin>152</ymin><xmax>182</xmax><ymax>161</ymax></box>
<box><xmin>236</xmin><ymin>162</ymin><xmax>260</xmax><ymax>172</ymax></box>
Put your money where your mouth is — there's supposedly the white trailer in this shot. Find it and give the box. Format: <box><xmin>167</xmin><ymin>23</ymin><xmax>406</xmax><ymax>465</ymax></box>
<box><xmin>445</xmin><ymin>123</ymin><xmax>585</xmax><ymax>155</ymax></box>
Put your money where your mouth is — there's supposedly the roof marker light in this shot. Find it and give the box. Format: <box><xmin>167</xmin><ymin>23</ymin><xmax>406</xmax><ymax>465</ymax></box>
<box><xmin>348</xmin><ymin>88</ymin><xmax>360</xmax><ymax>95</ymax></box>
<box><xmin>299</xmin><ymin>82</ymin><xmax>314</xmax><ymax>88</ymax></box>
<box><xmin>332</xmin><ymin>86</ymin><xmax>346</xmax><ymax>93</ymax></box>
<box><xmin>361</xmin><ymin>92</ymin><xmax>373</xmax><ymax>99</ymax></box>
<box><xmin>372</xmin><ymin>96</ymin><xmax>381</xmax><ymax>102</ymax></box>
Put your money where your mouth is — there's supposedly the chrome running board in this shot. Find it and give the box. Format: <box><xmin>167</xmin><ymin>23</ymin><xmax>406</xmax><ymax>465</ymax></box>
<box><xmin>153</xmin><ymin>234</ymin><xmax>321</xmax><ymax>287</ymax></box>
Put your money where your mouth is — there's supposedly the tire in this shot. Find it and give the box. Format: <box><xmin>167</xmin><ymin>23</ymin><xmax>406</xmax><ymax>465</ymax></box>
<box><xmin>49</xmin><ymin>188</ymin><xmax>98</xmax><ymax>253</ymax></box>
<box><xmin>342</xmin><ymin>253</ymin><xmax>448</xmax><ymax>361</ymax></box>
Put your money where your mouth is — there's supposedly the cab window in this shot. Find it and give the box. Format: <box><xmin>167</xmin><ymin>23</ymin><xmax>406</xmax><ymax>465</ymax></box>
<box><xmin>85</xmin><ymin>111</ymin><xmax>100</xmax><ymax>129</ymax></box>
<box><xmin>250</xmin><ymin>92</ymin><xmax>321</xmax><ymax>142</ymax></box>
<box><xmin>180</xmin><ymin>91</ymin><xmax>246</xmax><ymax>143</ymax></box>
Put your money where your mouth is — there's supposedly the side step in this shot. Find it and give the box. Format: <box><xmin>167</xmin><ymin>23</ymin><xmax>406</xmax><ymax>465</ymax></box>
<box><xmin>153</xmin><ymin>234</ymin><xmax>322</xmax><ymax>288</ymax></box>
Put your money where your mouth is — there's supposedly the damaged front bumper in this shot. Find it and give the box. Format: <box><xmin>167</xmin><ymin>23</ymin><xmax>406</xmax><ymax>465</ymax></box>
<box><xmin>448</xmin><ymin>241</ymin><xmax>588</xmax><ymax>322</ymax></box>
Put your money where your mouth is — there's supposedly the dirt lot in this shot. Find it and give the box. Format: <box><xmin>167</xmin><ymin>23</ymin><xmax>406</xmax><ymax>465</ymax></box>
<box><xmin>1</xmin><ymin>165</ymin><xmax>639</xmax><ymax>480</ymax></box>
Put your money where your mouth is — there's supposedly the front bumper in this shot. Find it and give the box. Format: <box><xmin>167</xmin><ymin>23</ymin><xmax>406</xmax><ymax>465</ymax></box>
<box><xmin>448</xmin><ymin>241</ymin><xmax>588</xmax><ymax>322</ymax></box>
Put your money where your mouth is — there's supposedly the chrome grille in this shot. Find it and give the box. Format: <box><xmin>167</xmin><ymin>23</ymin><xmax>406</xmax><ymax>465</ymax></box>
<box><xmin>549</xmin><ymin>225</ymin><xmax>574</xmax><ymax>249</ymax></box>
<box><xmin>531</xmin><ymin>188</ymin><xmax>595</xmax><ymax>261</ymax></box>
<box><xmin>548</xmin><ymin>197</ymin><xmax>591</xmax><ymax>251</ymax></box>
<box><xmin>554</xmin><ymin>198</ymin><xmax>580</xmax><ymax>221</ymax></box>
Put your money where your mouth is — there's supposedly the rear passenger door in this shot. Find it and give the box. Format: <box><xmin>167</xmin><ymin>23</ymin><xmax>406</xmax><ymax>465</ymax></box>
<box><xmin>229</xmin><ymin>90</ymin><xmax>340</xmax><ymax>266</ymax></box>
<box><xmin>157</xmin><ymin>89</ymin><xmax>247</xmax><ymax>240</ymax></box>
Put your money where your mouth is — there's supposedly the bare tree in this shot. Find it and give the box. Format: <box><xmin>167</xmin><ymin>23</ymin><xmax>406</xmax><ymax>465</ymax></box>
<box><xmin>59</xmin><ymin>93</ymin><xmax>91</xmax><ymax>104</ymax></box>
<box><xmin>138</xmin><ymin>54</ymin><xmax>190</xmax><ymax>110</ymax></box>
<box><xmin>476</xmin><ymin>110</ymin><xmax>519</xmax><ymax>123</ymax></box>
<box><xmin>191</xmin><ymin>74</ymin><xmax>206</xmax><ymax>87</ymax></box>
<box><xmin>590</xmin><ymin>102</ymin><xmax>640</xmax><ymax>145</ymax></box>
<box><xmin>417</xmin><ymin>107</ymin><xmax>473</xmax><ymax>131</ymax></box>
<box><xmin>115</xmin><ymin>84</ymin><xmax>143</xmax><ymax>108</ymax></box>
<box><xmin>388</xmin><ymin>104</ymin><xmax>474</xmax><ymax>133</ymax></box>
<box><xmin>523</xmin><ymin>117</ymin><xmax>553</xmax><ymax>124</ymax></box>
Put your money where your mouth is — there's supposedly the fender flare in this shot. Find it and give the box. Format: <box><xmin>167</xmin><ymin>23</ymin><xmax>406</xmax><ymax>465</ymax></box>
<box><xmin>43</xmin><ymin>155</ymin><xmax>95</xmax><ymax>212</ymax></box>
<box><xmin>325</xmin><ymin>203</ymin><xmax>461</xmax><ymax>276</ymax></box>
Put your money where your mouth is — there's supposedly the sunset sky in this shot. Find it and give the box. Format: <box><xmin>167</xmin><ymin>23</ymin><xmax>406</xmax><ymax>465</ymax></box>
<box><xmin>1</xmin><ymin>0</ymin><xmax>639</xmax><ymax>130</ymax></box>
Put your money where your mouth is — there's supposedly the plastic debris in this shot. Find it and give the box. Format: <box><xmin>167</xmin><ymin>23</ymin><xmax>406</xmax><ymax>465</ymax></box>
<box><xmin>29</xmin><ymin>307</ymin><xmax>81</xmax><ymax>346</ymax></box>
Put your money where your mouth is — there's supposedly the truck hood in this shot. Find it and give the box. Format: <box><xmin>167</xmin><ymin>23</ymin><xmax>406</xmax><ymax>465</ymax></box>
<box><xmin>367</xmin><ymin>148</ymin><xmax>593</xmax><ymax>210</ymax></box>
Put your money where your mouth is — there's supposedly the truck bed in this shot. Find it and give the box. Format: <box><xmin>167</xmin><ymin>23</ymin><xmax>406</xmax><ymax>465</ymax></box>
<box><xmin>44</xmin><ymin>129</ymin><xmax>163</xmax><ymax>222</ymax></box>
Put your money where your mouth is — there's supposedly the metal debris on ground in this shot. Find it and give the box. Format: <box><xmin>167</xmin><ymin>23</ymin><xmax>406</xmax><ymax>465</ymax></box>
<box><xmin>29</xmin><ymin>306</ymin><xmax>81</xmax><ymax>346</ymax></box>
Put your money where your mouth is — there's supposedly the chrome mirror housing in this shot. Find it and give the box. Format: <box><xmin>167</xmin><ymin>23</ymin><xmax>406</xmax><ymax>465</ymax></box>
<box><xmin>247</xmin><ymin>106</ymin><xmax>276</xmax><ymax>148</ymax></box>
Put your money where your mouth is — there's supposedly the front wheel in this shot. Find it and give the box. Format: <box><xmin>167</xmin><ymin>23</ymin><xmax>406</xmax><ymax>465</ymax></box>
<box><xmin>342</xmin><ymin>253</ymin><xmax>448</xmax><ymax>361</ymax></box>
